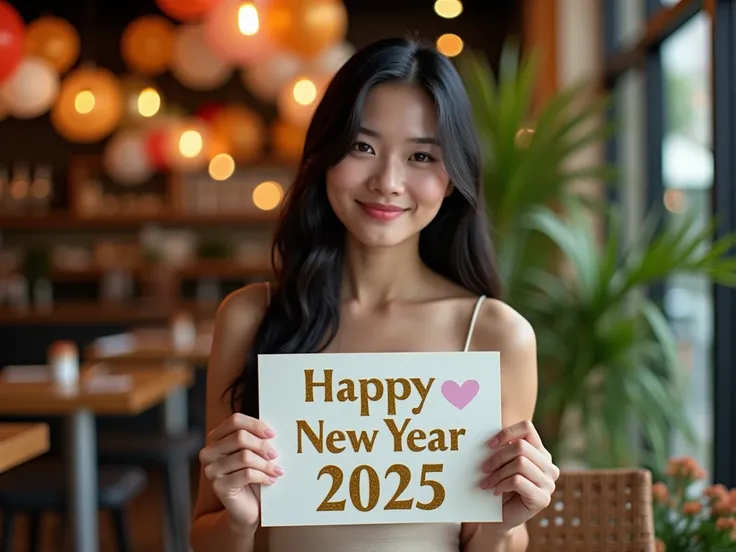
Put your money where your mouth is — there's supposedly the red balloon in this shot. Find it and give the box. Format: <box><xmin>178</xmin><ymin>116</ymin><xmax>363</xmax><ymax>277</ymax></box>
<box><xmin>155</xmin><ymin>0</ymin><xmax>219</xmax><ymax>22</ymax></box>
<box><xmin>146</xmin><ymin>128</ymin><xmax>169</xmax><ymax>170</ymax></box>
<box><xmin>0</xmin><ymin>2</ymin><xmax>26</xmax><ymax>83</ymax></box>
<box><xmin>195</xmin><ymin>102</ymin><xmax>223</xmax><ymax>123</ymax></box>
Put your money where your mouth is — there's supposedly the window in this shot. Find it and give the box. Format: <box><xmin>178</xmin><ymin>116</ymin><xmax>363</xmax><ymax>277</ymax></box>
<box><xmin>660</xmin><ymin>10</ymin><xmax>713</xmax><ymax>476</ymax></box>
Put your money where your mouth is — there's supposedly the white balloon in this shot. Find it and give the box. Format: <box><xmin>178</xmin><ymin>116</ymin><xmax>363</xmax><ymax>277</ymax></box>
<box><xmin>242</xmin><ymin>50</ymin><xmax>304</xmax><ymax>103</ymax></box>
<box><xmin>104</xmin><ymin>130</ymin><xmax>154</xmax><ymax>185</ymax></box>
<box><xmin>0</xmin><ymin>56</ymin><xmax>59</xmax><ymax>119</ymax></box>
<box><xmin>308</xmin><ymin>42</ymin><xmax>355</xmax><ymax>76</ymax></box>
<box><xmin>171</xmin><ymin>24</ymin><xmax>232</xmax><ymax>91</ymax></box>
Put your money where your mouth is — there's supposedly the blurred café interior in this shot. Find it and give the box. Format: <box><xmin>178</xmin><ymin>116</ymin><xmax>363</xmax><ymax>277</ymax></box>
<box><xmin>1</xmin><ymin>0</ymin><xmax>735</xmax><ymax>551</ymax></box>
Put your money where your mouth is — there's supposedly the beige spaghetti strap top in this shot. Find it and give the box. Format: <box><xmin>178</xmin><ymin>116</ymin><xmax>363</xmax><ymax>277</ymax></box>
<box><xmin>266</xmin><ymin>288</ymin><xmax>486</xmax><ymax>552</ymax></box>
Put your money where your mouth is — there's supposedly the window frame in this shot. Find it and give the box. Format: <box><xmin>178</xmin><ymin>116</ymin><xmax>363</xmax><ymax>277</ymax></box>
<box><xmin>602</xmin><ymin>0</ymin><xmax>736</xmax><ymax>487</ymax></box>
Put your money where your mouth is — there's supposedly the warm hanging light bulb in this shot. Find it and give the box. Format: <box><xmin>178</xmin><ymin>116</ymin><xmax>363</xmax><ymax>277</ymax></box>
<box><xmin>74</xmin><ymin>89</ymin><xmax>95</xmax><ymax>114</ymax></box>
<box><xmin>179</xmin><ymin>129</ymin><xmax>203</xmax><ymax>158</ymax></box>
<box><xmin>238</xmin><ymin>2</ymin><xmax>260</xmax><ymax>36</ymax></box>
<box><xmin>293</xmin><ymin>79</ymin><xmax>317</xmax><ymax>106</ymax></box>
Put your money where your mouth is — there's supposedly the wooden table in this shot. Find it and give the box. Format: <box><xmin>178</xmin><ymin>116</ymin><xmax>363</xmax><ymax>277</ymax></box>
<box><xmin>85</xmin><ymin>330</ymin><xmax>211</xmax><ymax>367</ymax></box>
<box><xmin>0</xmin><ymin>423</ymin><xmax>50</xmax><ymax>473</ymax></box>
<box><xmin>0</xmin><ymin>365</ymin><xmax>194</xmax><ymax>552</ymax></box>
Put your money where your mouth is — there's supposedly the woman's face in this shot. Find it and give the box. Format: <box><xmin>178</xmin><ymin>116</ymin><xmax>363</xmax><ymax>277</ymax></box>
<box><xmin>326</xmin><ymin>82</ymin><xmax>451</xmax><ymax>249</ymax></box>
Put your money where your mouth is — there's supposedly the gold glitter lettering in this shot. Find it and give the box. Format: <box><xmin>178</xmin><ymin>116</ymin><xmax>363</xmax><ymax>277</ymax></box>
<box><xmin>296</xmin><ymin>419</ymin><xmax>323</xmax><ymax>453</ymax></box>
<box><xmin>385</xmin><ymin>378</ymin><xmax>411</xmax><ymax>415</ymax></box>
<box><xmin>383</xmin><ymin>417</ymin><xmax>411</xmax><ymax>452</ymax></box>
<box><xmin>449</xmin><ymin>428</ymin><xmax>466</xmax><ymax>450</ymax></box>
<box><xmin>336</xmin><ymin>378</ymin><xmax>357</xmax><ymax>402</ymax></box>
<box><xmin>410</xmin><ymin>377</ymin><xmax>434</xmax><ymax>415</ymax></box>
<box><xmin>316</xmin><ymin>465</ymin><xmax>346</xmax><ymax>511</ymax></box>
<box><xmin>304</xmin><ymin>369</ymin><xmax>333</xmax><ymax>403</ymax></box>
<box><xmin>350</xmin><ymin>465</ymin><xmax>380</xmax><ymax>512</ymax></box>
<box><xmin>347</xmin><ymin>429</ymin><xmax>379</xmax><ymax>452</ymax></box>
<box><xmin>326</xmin><ymin>430</ymin><xmax>346</xmax><ymax>453</ymax></box>
<box><xmin>416</xmin><ymin>464</ymin><xmax>446</xmax><ymax>510</ymax></box>
<box><xmin>407</xmin><ymin>429</ymin><xmax>427</xmax><ymax>452</ymax></box>
<box><xmin>384</xmin><ymin>464</ymin><xmax>414</xmax><ymax>510</ymax></box>
<box><xmin>427</xmin><ymin>429</ymin><xmax>447</xmax><ymax>451</ymax></box>
<box><xmin>358</xmin><ymin>378</ymin><xmax>383</xmax><ymax>416</ymax></box>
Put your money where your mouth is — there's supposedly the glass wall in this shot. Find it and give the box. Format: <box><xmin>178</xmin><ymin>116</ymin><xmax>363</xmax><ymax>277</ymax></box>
<box><xmin>660</xmin><ymin>11</ymin><xmax>714</xmax><ymax>473</ymax></box>
<box><xmin>604</xmin><ymin>0</ymin><xmax>736</xmax><ymax>486</ymax></box>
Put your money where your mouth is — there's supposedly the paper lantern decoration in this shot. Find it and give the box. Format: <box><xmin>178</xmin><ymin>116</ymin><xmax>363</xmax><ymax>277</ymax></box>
<box><xmin>25</xmin><ymin>16</ymin><xmax>80</xmax><ymax>74</ymax></box>
<box><xmin>210</xmin><ymin>104</ymin><xmax>265</xmax><ymax>162</ymax></box>
<box><xmin>242</xmin><ymin>49</ymin><xmax>303</xmax><ymax>103</ymax></box>
<box><xmin>277</xmin><ymin>73</ymin><xmax>328</xmax><ymax>129</ymax></box>
<box><xmin>204</xmin><ymin>0</ymin><xmax>275</xmax><ymax>66</ymax></box>
<box><xmin>0</xmin><ymin>56</ymin><xmax>59</xmax><ymax>119</ymax></box>
<box><xmin>51</xmin><ymin>67</ymin><xmax>124</xmax><ymax>143</ymax></box>
<box><xmin>104</xmin><ymin>130</ymin><xmax>154</xmax><ymax>185</ymax></box>
<box><xmin>271</xmin><ymin>118</ymin><xmax>306</xmax><ymax>164</ymax></box>
<box><xmin>309</xmin><ymin>41</ymin><xmax>354</xmax><ymax>76</ymax></box>
<box><xmin>121</xmin><ymin>16</ymin><xmax>175</xmax><ymax>76</ymax></box>
<box><xmin>0</xmin><ymin>2</ymin><xmax>26</xmax><ymax>83</ymax></box>
<box><xmin>155</xmin><ymin>0</ymin><xmax>219</xmax><ymax>22</ymax></box>
<box><xmin>171</xmin><ymin>24</ymin><xmax>232</xmax><ymax>90</ymax></box>
<box><xmin>267</xmin><ymin>0</ymin><xmax>347</xmax><ymax>58</ymax></box>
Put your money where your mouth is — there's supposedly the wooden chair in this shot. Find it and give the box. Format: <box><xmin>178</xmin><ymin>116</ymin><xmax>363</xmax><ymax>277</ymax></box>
<box><xmin>527</xmin><ymin>469</ymin><xmax>656</xmax><ymax>552</ymax></box>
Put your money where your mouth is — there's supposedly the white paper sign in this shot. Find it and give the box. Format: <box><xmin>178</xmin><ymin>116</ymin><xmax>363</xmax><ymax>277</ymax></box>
<box><xmin>258</xmin><ymin>351</ymin><xmax>503</xmax><ymax>527</ymax></box>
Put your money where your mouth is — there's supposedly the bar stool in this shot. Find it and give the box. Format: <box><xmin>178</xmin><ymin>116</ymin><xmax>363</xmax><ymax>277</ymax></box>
<box><xmin>0</xmin><ymin>458</ymin><xmax>147</xmax><ymax>552</ymax></box>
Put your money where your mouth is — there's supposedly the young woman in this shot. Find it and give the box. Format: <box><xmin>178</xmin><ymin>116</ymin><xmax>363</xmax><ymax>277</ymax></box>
<box><xmin>191</xmin><ymin>37</ymin><xmax>559</xmax><ymax>552</ymax></box>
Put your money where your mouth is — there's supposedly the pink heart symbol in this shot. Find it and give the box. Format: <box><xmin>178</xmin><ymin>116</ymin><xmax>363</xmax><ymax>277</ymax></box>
<box><xmin>441</xmin><ymin>379</ymin><xmax>480</xmax><ymax>410</ymax></box>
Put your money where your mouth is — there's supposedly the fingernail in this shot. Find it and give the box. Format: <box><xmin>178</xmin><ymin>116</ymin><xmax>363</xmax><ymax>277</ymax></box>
<box><xmin>479</xmin><ymin>479</ymin><xmax>491</xmax><ymax>490</ymax></box>
<box><xmin>489</xmin><ymin>437</ymin><xmax>500</xmax><ymax>448</ymax></box>
<box><xmin>493</xmin><ymin>488</ymin><xmax>501</xmax><ymax>496</ymax></box>
<box><xmin>264</xmin><ymin>428</ymin><xmax>276</xmax><ymax>438</ymax></box>
<box><xmin>267</xmin><ymin>449</ymin><xmax>279</xmax><ymax>460</ymax></box>
<box><xmin>274</xmin><ymin>466</ymin><xmax>285</xmax><ymax>476</ymax></box>
<box><xmin>268</xmin><ymin>477</ymin><xmax>277</xmax><ymax>484</ymax></box>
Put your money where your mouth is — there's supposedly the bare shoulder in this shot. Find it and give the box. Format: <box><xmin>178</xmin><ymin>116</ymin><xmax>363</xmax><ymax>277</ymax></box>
<box><xmin>207</xmin><ymin>282</ymin><xmax>270</xmax><ymax>385</ymax></box>
<box><xmin>470</xmin><ymin>298</ymin><xmax>538</xmax><ymax>422</ymax></box>
<box><xmin>214</xmin><ymin>282</ymin><xmax>270</xmax><ymax>338</ymax></box>
<box><xmin>472</xmin><ymin>298</ymin><xmax>536</xmax><ymax>353</ymax></box>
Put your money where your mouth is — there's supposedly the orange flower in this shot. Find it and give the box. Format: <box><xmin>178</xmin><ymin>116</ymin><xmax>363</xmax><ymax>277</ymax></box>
<box><xmin>653</xmin><ymin>482</ymin><xmax>670</xmax><ymax>503</ymax></box>
<box><xmin>716</xmin><ymin>517</ymin><xmax>736</xmax><ymax>531</ymax></box>
<box><xmin>704</xmin><ymin>484</ymin><xmax>729</xmax><ymax>503</ymax></box>
<box><xmin>655</xmin><ymin>538</ymin><xmax>666</xmax><ymax>552</ymax></box>
<box><xmin>666</xmin><ymin>456</ymin><xmax>706</xmax><ymax>479</ymax></box>
<box><xmin>682</xmin><ymin>501</ymin><xmax>702</xmax><ymax>516</ymax></box>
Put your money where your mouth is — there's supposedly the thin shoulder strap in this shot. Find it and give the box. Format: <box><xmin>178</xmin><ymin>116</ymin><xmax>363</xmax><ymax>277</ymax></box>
<box><xmin>265</xmin><ymin>281</ymin><xmax>271</xmax><ymax>305</ymax></box>
<box><xmin>463</xmin><ymin>295</ymin><xmax>486</xmax><ymax>352</ymax></box>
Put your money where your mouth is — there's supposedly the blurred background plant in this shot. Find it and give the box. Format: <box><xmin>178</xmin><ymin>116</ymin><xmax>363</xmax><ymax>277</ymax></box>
<box><xmin>652</xmin><ymin>457</ymin><xmax>736</xmax><ymax>551</ymax></box>
<box><xmin>457</xmin><ymin>45</ymin><xmax>736</xmax><ymax>471</ymax></box>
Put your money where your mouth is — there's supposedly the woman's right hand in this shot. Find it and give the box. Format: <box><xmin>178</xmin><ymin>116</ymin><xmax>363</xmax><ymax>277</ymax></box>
<box><xmin>199</xmin><ymin>413</ymin><xmax>284</xmax><ymax>528</ymax></box>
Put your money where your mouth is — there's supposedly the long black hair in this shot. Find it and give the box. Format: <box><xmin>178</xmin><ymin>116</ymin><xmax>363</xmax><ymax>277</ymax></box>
<box><xmin>228</xmin><ymin>37</ymin><xmax>502</xmax><ymax>417</ymax></box>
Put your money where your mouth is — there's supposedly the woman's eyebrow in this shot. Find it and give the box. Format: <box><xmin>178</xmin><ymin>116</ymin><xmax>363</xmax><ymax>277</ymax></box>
<box><xmin>358</xmin><ymin>126</ymin><xmax>439</xmax><ymax>145</ymax></box>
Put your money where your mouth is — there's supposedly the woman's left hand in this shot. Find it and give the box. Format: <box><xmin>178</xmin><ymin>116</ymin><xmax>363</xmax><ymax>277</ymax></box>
<box><xmin>480</xmin><ymin>420</ymin><xmax>560</xmax><ymax>530</ymax></box>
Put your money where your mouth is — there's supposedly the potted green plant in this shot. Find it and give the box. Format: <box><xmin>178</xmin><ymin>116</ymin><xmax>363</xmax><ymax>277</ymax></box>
<box><xmin>457</xmin><ymin>47</ymin><xmax>736</xmax><ymax>470</ymax></box>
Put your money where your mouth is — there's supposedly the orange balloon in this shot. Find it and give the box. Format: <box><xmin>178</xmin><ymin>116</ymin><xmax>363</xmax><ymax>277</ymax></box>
<box><xmin>267</xmin><ymin>0</ymin><xmax>348</xmax><ymax>58</ymax></box>
<box><xmin>25</xmin><ymin>16</ymin><xmax>80</xmax><ymax>74</ymax></box>
<box><xmin>121</xmin><ymin>16</ymin><xmax>175</xmax><ymax>76</ymax></box>
<box><xmin>210</xmin><ymin>104</ymin><xmax>265</xmax><ymax>163</ymax></box>
<box><xmin>271</xmin><ymin>119</ymin><xmax>306</xmax><ymax>164</ymax></box>
<box><xmin>51</xmin><ymin>67</ymin><xmax>124</xmax><ymax>143</ymax></box>
<box><xmin>155</xmin><ymin>0</ymin><xmax>220</xmax><ymax>22</ymax></box>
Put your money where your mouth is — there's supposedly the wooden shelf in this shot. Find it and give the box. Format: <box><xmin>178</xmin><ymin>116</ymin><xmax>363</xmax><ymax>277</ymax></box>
<box><xmin>0</xmin><ymin>300</ymin><xmax>219</xmax><ymax>326</ymax></box>
<box><xmin>0</xmin><ymin>211</ymin><xmax>279</xmax><ymax>231</ymax></box>
<box><xmin>51</xmin><ymin>259</ymin><xmax>273</xmax><ymax>282</ymax></box>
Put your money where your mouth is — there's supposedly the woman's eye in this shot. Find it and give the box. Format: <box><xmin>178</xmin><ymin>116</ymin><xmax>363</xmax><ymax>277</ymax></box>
<box><xmin>353</xmin><ymin>142</ymin><xmax>374</xmax><ymax>154</ymax></box>
<box><xmin>411</xmin><ymin>152</ymin><xmax>433</xmax><ymax>163</ymax></box>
